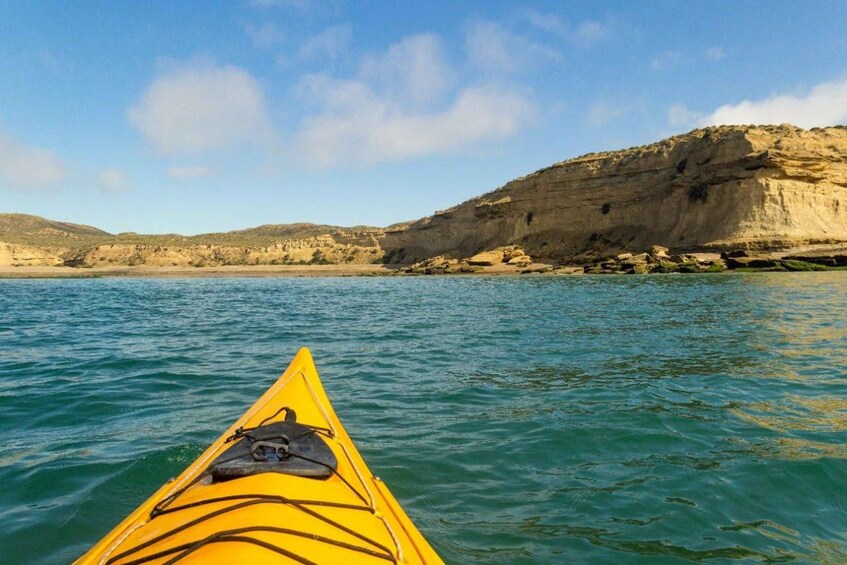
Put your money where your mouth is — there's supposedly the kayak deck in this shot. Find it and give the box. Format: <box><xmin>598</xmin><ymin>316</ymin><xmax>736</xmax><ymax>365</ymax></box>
<box><xmin>76</xmin><ymin>348</ymin><xmax>441</xmax><ymax>564</ymax></box>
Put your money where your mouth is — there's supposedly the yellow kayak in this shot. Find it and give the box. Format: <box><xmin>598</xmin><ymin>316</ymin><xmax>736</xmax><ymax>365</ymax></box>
<box><xmin>76</xmin><ymin>348</ymin><xmax>442</xmax><ymax>564</ymax></box>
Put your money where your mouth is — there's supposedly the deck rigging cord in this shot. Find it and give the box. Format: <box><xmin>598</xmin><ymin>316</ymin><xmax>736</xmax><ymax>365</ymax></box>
<box><xmin>105</xmin><ymin>407</ymin><xmax>396</xmax><ymax>564</ymax></box>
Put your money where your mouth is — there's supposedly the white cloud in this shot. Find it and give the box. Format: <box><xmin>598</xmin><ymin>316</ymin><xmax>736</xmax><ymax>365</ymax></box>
<box><xmin>699</xmin><ymin>78</ymin><xmax>847</xmax><ymax>128</ymax></box>
<box><xmin>244</xmin><ymin>22</ymin><xmax>284</xmax><ymax>49</ymax></box>
<box><xmin>295</xmin><ymin>85</ymin><xmax>536</xmax><ymax>167</ymax></box>
<box><xmin>299</xmin><ymin>24</ymin><xmax>352</xmax><ymax>61</ymax></box>
<box><xmin>586</xmin><ymin>101</ymin><xmax>625</xmax><ymax>127</ymax></box>
<box><xmin>0</xmin><ymin>129</ymin><xmax>66</xmax><ymax>189</ymax></box>
<box><xmin>167</xmin><ymin>166</ymin><xmax>212</xmax><ymax>179</ymax></box>
<box><xmin>96</xmin><ymin>168</ymin><xmax>129</xmax><ymax>191</ymax></box>
<box><xmin>292</xmin><ymin>33</ymin><xmax>537</xmax><ymax>168</ymax></box>
<box><xmin>465</xmin><ymin>20</ymin><xmax>560</xmax><ymax>73</ymax></box>
<box><xmin>128</xmin><ymin>62</ymin><xmax>272</xmax><ymax>155</ymax></box>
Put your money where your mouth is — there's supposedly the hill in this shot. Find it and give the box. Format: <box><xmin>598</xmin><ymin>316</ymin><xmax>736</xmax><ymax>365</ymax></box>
<box><xmin>0</xmin><ymin>213</ymin><xmax>112</xmax><ymax>247</ymax></box>
<box><xmin>0</xmin><ymin>214</ymin><xmax>385</xmax><ymax>267</ymax></box>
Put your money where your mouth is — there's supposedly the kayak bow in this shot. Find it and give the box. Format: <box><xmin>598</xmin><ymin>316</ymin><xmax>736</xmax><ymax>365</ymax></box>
<box><xmin>76</xmin><ymin>348</ymin><xmax>442</xmax><ymax>564</ymax></box>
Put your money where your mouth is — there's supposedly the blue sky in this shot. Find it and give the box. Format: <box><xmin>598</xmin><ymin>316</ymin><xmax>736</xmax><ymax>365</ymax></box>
<box><xmin>1</xmin><ymin>1</ymin><xmax>846</xmax><ymax>234</ymax></box>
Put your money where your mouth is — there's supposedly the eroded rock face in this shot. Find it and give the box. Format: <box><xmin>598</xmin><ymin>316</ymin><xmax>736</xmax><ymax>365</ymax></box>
<box><xmin>60</xmin><ymin>233</ymin><xmax>385</xmax><ymax>268</ymax></box>
<box><xmin>0</xmin><ymin>242</ymin><xmax>63</xmax><ymax>266</ymax></box>
<box><xmin>382</xmin><ymin>125</ymin><xmax>847</xmax><ymax>262</ymax></box>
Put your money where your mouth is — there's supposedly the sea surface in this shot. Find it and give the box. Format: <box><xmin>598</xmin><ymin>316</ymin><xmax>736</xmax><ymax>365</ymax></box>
<box><xmin>1</xmin><ymin>273</ymin><xmax>846</xmax><ymax>564</ymax></box>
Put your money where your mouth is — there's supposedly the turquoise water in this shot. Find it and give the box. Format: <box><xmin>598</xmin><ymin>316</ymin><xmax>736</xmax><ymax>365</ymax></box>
<box><xmin>1</xmin><ymin>274</ymin><xmax>846</xmax><ymax>564</ymax></box>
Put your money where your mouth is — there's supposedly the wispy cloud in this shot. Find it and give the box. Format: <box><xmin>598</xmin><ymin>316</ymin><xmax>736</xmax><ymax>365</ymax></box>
<box><xmin>244</xmin><ymin>21</ymin><xmax>284</xmax><ymax>50</ymax></box>
<box><xmin>586</xmin><ymin>101</ymin><xmax>626</xmax><ymax>127</ymax></box>
<box><xmin>521</xmin><ymin>9</ymin><xmax>566</xmax><ymax>34</ymax></box>
<box><xmin>704</xmin><ymin>46</ymin><xmax>726</xmax><ymax>61</ymax></box>
<box><xmin>0</xmin><ymin>128</ymin><xmax>66</xmax><ymax>189</ymax></box>
<box><xmin>128</xmin><ymin>60</ymin><xmax>273</xmax><ymax>155</ymax></box>
<box><xmin>520</xmin><ymin>9</ymin><xmax>613</xmax><ymax>47</ymax></box>
<box><xmin>96</xmin><ymin>168</ymin><xmax>129</xmax><ymax>191</ymax></box>
<box><xmin>292</xmin><ymin>33</ymin><xmax>537</xmax><ymax>168</ymax></box>
<box><xmin>299</xmin><ymin>24</ymin><xmax>352</xmax><ymax>61</ymax></box>
<box><xmin>167</xmin><ymin>165</ymin><xmax>213</xmax><ymax>179</ymax></box>
<box><xmin>465</xmin><ymin>20</ymin><xmax>561</xmax><ymax>73</ymax></box>
<box><xmin>650</xmin><ymin>50</ymin><xmax>684</xmax><ymax>71</ymax></box>
<box><xmin>359</xmin><ymin>33</ymin><xmax>452</xmax><ymax>108</ymax></box>
<box><xmin>667</xmin><ymin>104</ymin><xmax>704</xmax><ymax>127</ymax></box>
<box><xmin>572</xmin><ymin>21</ymin><xmax>611</xmax><ymax>47</ymax></box>
<box><xmin>652</xmin><ymin>46</ymin><xmax>728</xmax><ymax>70</ymax></box>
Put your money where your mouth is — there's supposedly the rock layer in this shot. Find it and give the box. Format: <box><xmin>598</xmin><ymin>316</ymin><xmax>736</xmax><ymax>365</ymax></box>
<box><xmin>0</xmin><ymin>242</ymin><xmax>63</xmax><ymax>267</ymax></box>
<box><xmin>60</xmin><ymin>233</ymin><xmax>384</xmax><ymax>268</ymax></box>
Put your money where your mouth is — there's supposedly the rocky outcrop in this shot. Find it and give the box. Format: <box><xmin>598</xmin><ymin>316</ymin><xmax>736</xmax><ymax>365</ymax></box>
<box><xmin>382</xmin><ymin>124</ymin><xmax>847</xmax><ymax>262</ymax></box>
<box><xmin>574</xmin><ymin>246</ymin><xmax>847</xmax><ymax>274</ymax></box>
<box><xmin>578</xmin><ymin>247</ymin><xmax>724</xmax><ymax>274</ymax></box>
<box><xmin>401</xmin><ymin>256</ymin><xmax>477</xmax><ymax>275</ymax></box>
<box><xmin>466</xmin><ymin>245</ymin><xmax>529</xmax><ymax>266</ymax></box>
<box><xmin>398</xmin><ymin>246</ymin><xmax>535</xmax><ymax>275</ymax></box>
<box><xmin>781</xmin><ymin>254</ymin><xmax>847</xmax><ymax>267</ymax></box>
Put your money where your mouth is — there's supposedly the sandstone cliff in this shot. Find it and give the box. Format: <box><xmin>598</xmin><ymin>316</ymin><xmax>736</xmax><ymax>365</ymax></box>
<box><xmin>381</xmin><ymin>124</ymin><xmax>847</xmax><ymax>262</ymax></box>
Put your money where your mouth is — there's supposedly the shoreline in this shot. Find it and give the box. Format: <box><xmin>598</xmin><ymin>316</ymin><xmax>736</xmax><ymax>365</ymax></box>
<box><xmin>2</xmin><ymin>262</ymin><xmax>846</xmax><ymax>279</ymax></box>
<box><xmin>0</xmin><ymin>263</ymin><xmax>556</xmax><ymax>279</ymax></box>
<box><xmin>0</xmin><ymin>264</ymin><xmax>399</xmax><ymax>279</ymax></box>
